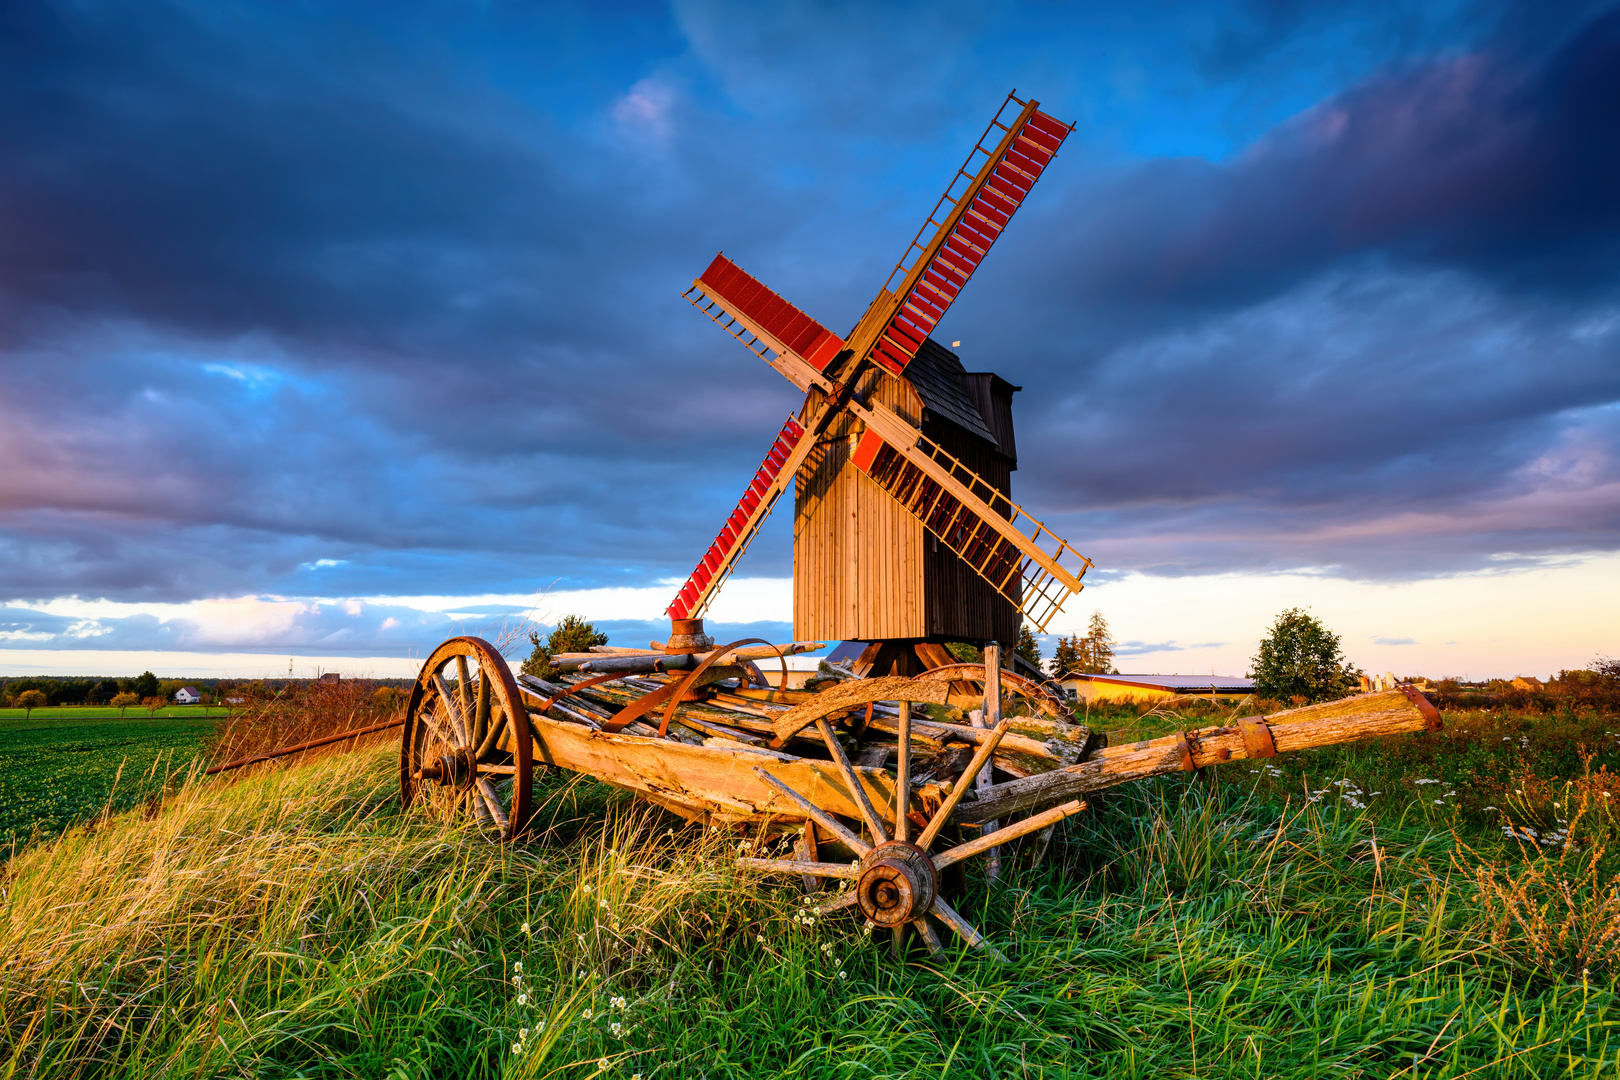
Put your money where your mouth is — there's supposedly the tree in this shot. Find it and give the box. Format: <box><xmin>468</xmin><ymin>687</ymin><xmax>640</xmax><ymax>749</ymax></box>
<box><xmin>1250</xmin><ymin>607</ymin><xmax>1362</xmax><ymax>704</ymax></box>
<box><xmin>945</xmin><ymin>642</ymin><xmax>982</xmax><ymax>664</ymax></box>
<box><xmin>15</xmin><ymin>689</ymin><xmax>47</xmax><ymax>718</ymax></box>
<box><xmin>141</xmin><ymin>695</ymin><xmax>165</xmax><ymax>717</ymax></box>
<box><xmin>372</xmin><ymin>686</ymin><xmax>405</xmax><ymax>713</ymax></box>
<box><xmin>522</xmin><ymin>615</ymin><xmax>609</xmax><ymax>680</ymax></box>
<box><xmin>1014</xmin><ymin>625</ymin><xmax>1043</xmax><ymax>673</ymax></box>
<box><xmin>132</xmin><ymin>671</ymin><xmax>160</xmax><ymax>698</ymax></box>
<box><xmin>1053</xmin><ymin>612</ymin><xmax>1116</xmax><ymax>676</ymax></box>
<box><xmin>111</xmin><ymin>692</ymin><xmax>139</xmax><ymax>716</ymax></box>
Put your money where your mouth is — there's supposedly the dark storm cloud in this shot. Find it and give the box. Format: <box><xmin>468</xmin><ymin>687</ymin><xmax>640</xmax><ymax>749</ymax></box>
<box><xmin>0</xmin><ymin>0</ymin><xmax>1616</xmax><ymax>628</ymax></box>
<box><xmin>966</xmin><ymin>9</ymin><xmax>1620</xmax><ymax>578</ymax></box>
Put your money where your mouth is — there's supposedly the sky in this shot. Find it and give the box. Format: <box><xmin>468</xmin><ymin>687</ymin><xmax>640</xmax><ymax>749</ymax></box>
<box><xmin>1</xmin><ymin>0</ymin><xmax>1616</xmax><ymax>681</ymax></box>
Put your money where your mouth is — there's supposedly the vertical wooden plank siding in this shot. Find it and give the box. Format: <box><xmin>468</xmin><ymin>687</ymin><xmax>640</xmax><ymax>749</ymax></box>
<box><xmin>794</xmin><ymin>374</ymin><xmax>1019</xmax><ymax>645</ymax></box>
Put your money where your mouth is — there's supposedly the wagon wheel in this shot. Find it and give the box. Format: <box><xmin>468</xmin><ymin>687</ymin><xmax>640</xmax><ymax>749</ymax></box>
<box><xmin>400</xmin><ymin>636</ymin><xmax>533</xmax><ymax>840</ymax></box>
<box><xmin>742</xmin><ymin>701</ymin><xmax>1086</xmax><ymax>961</ymax></box>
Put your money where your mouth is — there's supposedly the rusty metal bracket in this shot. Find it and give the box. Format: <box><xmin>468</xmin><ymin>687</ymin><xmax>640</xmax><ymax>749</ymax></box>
<box><xmin>1399</xmin><ymin>683</ymin><xmax>1443</xmax><ymax>731</ymax></box>
<box><xmin>1237</xmin><ymin>717</ymin><xmax>1277</xmax><ymax>759</ymax></box>
<box><xmin>1176</xmin><ymin>732</ymin><xmax>1196</xmax><ymax>771</ymax></box>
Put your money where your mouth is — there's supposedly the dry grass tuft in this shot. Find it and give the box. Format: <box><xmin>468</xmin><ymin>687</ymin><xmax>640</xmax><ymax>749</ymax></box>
<box><xmin>1461</xmin><ymin>757</ymin><xmax>1620</xmax><ymax>977</ymax></box>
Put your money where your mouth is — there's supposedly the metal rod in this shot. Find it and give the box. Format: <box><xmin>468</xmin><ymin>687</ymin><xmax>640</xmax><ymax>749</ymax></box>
<box><xmin>205</xmin><ymin>718</ymin><xmax>405</xmax><ymax>775</ymax></box>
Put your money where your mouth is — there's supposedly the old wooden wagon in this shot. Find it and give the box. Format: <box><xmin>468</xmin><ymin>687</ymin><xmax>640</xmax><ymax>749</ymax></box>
<box><xmin>398</xmin><ymin>633</ymin><xmax>1441</xmax><ymax>959</ymax></box>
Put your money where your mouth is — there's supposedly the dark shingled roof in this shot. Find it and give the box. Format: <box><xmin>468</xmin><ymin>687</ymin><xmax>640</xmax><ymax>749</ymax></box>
<box><xmin>903</xmin><ymin>339</ymin><xmax>999</xmax><ymax>447</ymax></box>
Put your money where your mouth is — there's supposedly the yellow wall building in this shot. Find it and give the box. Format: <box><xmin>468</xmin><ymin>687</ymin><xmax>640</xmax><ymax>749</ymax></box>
<box><xmin>1057</xmin><ymin>673</ymin><xmax>1255</xmax><ymax>705</ymax></box>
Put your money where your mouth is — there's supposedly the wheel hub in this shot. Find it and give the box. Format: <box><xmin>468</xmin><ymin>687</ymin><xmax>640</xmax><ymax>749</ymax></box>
<box><xmin>855</xmin><ymin>841</ymin><xmax>937</xmax><ymax>927</ymax></box>
<box><xmin>420</xmin><ymin>749</ymin><xmax>474</xmax><ymax>788</ymax></box>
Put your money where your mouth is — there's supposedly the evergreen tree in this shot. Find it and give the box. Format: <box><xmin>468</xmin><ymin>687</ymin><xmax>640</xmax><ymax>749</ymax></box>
<box><xmin>1250</xmin><ymin>607</ymin><xmax>1361</xmax><ymax>704</ymax></box>
<box><xmin>522</xmin><ymin>615</ymin><xmax>609</xmax><ymax>680</ymax></box>
<box><xmin>133</xmin><ymin>671</ymin><xmax>160</xmax><ymax>698</ymax></box>
<box><xmin>1014</xmin><ymin>624</ymin><xmax>1043</xmax><ymax>672</ymax></box>
<box><xmin>1051</xmin><ymin>633</ymin><xmax>1083</xmax><ymax>677</ymax></box>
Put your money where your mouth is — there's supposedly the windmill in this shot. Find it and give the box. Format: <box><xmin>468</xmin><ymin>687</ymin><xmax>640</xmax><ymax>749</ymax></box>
<box><xmin>665</xmin><ymin>92</ymin><xmax>1091</xmax><ymax>671</ymax></box>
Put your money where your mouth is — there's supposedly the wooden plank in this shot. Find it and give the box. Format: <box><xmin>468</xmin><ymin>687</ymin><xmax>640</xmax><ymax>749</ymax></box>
<box><xmin>526</xmin><ymin>712</ymin><xmax>945</xmax><ymax>826</ymax></box>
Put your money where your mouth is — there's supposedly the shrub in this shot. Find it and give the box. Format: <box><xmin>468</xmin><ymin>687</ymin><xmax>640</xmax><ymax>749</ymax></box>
<box><xmin>522</xmin><ymin>615</ymin><xmax>609</xmax><ymax>681</ymax></box>
<box><xmin>1250</xmin><ymin>607</ymin><xmax>1361</xmax><ymax>703</ymax></box>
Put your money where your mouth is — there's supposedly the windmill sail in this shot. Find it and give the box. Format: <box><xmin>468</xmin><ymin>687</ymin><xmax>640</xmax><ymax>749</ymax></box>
<box><xmin>862</xmin><ymin>93</ymin><xmax>1071</xmax><ymax>377</ymax></box>
<box><xmin>667</xmin><ymin>417</ymin><xmax>810</xmax><ymax>621</ymax></box>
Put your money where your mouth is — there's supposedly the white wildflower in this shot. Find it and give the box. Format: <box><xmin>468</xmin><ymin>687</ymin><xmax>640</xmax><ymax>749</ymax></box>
<box><xmin>514</xmin><ymin>961</ymin><xmax>523</xmax><ymax>972</ymax></box>
<box><xmin>521</xmin><ymin>922</ymin><xmax>531</xmax><ymax>935</ymax></box>
<box><xmin>517</xmin><ymin>994</ymin><xmax>528</xmax><ymax>1005</ymax></box>
<box><xmin>611</xmin><ymin>996</ymin><xmax>627</xmax><ymax>1009</ymax></box>
<box><xmin>610</xmin><ymin>1022</ymin><xmax>623</xmax><ymax>1036</ymax></box>
<box><xmin>582</xmin><ymin>1008</ymin><xmax>593</xmax><ymax>1019</ymax></box>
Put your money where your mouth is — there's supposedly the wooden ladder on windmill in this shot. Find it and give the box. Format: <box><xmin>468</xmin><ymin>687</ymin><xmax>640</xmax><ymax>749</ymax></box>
<box><xmin>668</xmin><ymin>91</ymin><xmax>1091</xmax><ymax>633</ymax></box>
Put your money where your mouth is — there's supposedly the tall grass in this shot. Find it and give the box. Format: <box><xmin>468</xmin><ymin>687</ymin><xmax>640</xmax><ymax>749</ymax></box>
<box><xmin>3</xmin><ymin>728</ymin><xmax>1619</xmax><ymax>1077</ymax></box>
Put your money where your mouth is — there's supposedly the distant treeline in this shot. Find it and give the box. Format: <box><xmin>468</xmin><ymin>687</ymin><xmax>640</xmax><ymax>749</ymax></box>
<box><xmin>0</xmin><ymin>674</ymin><xmax>412</xmax><ymax>708</ymax></box>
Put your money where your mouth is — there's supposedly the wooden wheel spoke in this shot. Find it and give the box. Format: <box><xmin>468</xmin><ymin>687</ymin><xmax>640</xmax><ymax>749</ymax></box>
<box><xmin>915</xmin><ymin>719</ymin><xmax>1010</xmax><ymax>851</ymax></box>
<box><xmin>929</xmin><ymin>896</ymin><xmax>1008</xmax><ymax>963</ymax></box>
<box><xmin>476</xmin><ymin>777</ymin><xmax>510</xmax><ymax>830</ymax></box>
<box><xmin>817</xmin><ymin>890</ymin><xmax>861</xmax><ymax>916</ymax></box>
<box><xmin>419</xmin><ymin>701</ymin><xmax>456</xmax><ymax>749</ymax></box>
<box><xmin>752</xmin><ymin>767</ymin><xmax>871</xmax><ymax>857</ymax></box>
<box><xmin>814</xmin><ymin>716</ymin><xmax>889</xmax><ymax>843</ymax></box>
<box><xmin>432</xmin><ymin>674</ymin><xmax>470</xmax><ymax>745</ymax></box>
<box><xmin>933</xmin><ymin>799</ymin><xmax>1086</xmax><ymax>871</ymax></box>
<box><xmin>913</xmin><ymin>917</ymin><xmax>945</xmax><ymax>957</ymax></box>
<box><xmin>736</xmin><ymin>857</ymin><xmax>859</xmax><ymax>879</ymax></box>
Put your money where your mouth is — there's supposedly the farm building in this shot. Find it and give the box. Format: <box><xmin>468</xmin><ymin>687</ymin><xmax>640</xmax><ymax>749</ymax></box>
<box><xmin>1056</xmin><ymin>673</ymin><xmax>1255</xmax><ymax>705</ymax></box>
<box><xmin>173</xmin><ymin>687</ymin><xmax>202</xmax><ymax>704</ymax></box>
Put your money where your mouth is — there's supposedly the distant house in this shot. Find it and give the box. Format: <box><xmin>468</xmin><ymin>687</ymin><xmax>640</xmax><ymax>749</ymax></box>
<box><xmin>318</xmin><ymin>673</ymin><xmax>341</xmax><ymax>684</ymax></box>
<box><xmin>1056</xmin><ymin>673</ymin><xmax>1255</xmax><ymax>705</ymax></box>
<box><xmin>174</xmin><ymin>687</ymin><xmax>202</xmax><ymax>705</ymax></box>
<box><xmin>1511</xmin><ymin>676</ymin><xmax>1544</xmax><ymax>692</ymax></box>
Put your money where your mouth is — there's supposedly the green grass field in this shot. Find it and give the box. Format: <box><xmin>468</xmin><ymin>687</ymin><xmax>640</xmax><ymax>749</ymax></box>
<box><xmin>0</xmin><ymin>713</ymin><xmax>222</xmax><ymax>850</ymax></box>
<box><xmin>1</xmin><ymin>706</ymin><xmax>1617</xmax><ymax>1077</ymax></box>
<box><xmin>0</xmin><ymin>705</ymin><xmax>229</xmax><ymax>721</ymax></box>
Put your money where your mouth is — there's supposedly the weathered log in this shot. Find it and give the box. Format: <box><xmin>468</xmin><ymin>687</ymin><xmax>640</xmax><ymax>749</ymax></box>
<box><xmin>950</xmin><ymin>688</ymin><xmax>1440</xmax><ymax>825</ymax></box>
<box><xmin>553</xmin><ymin>641</ymin><xmax>823</xmax><ymax>672</ymax></box>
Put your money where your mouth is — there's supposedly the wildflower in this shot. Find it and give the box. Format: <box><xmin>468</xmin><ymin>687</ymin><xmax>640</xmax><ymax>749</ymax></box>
<box><xmin>517</xmin><ymin>994</ymin><xmax>528</xmax><ymax>1005</ymax></box>
<box><xmin>512</xmin><ymin>1042</ymin><xmax>524</xmax><ymax>1054</ymax></box>
<box><xmin>1434</xmin><ymin>799</ymin><xmax>1445</xmax><ymax>805</ymax></box>
<box><xmin>1482</xmin><ymin>806</ymin><xmax>1498</xmax><ymax>812</ymax></box>
<box><xmin>633</xmin><ymin>1074</ymin><xmax>643</xmax><ymax>1080</ymax></box>
<box><xmin>1605</xmin><ymin>792</ymin><xmax>1613</xmax><ymax>798</ymax></box>
<box><xmin>610</xmin><ymin>1022</ymin><xmax>623</xmax><ymax>1036</ymax></box>
<box><xmin>757</xmin><ymin>934</ymin><xmax>765</xmax><ymax>943</ymax></box>
<box><xmin>598</xmin><ymin>1059</ymin><xmax>609</xmax><ymax>1070</ymax></box>
<box><xmin>583</xmin><ymin>884</ymin><xmax>593</xmax><ymax>894</ymax></box>
<box><xmin>610</xmin><ymin>996</ymin><xmax>627</xmax><ymax>1009</ymax></box>
<box><xmin>514</xmin><ymin>961</ymin><xmax>523</xmax><ymax>972</ymax></box>
<box><xmin>521</xmin><ymin>923</ymin><xmax>531</xmax><ymax>935</ymax></box>
<box><xmin>1414</xmin><ymin>779</ymin><xmax>1439</xmax><ymax>785</ymax></box>
<box><xmin>513</xmin><ymin>975</ymin><xmax>522</xmax><ymax>985</ymax></box>
<box><xmin>519</xmin><ymin>1028</ymin><xmax>528</xmax><ymax>1039</ymax></box>
<box><xmin>582</xmin><ymin>1008</ymin><xmax>593</xmax><ymax>1019</ymax></box>
<box><xmin>599</xmin><ymin>899</ymin><xmax>610</xmax><ymax>908</ymax></box>
<box><xmin>838</xmin><ymin>970</ymin><xmax>847</xmax><ymax>980</ymax></box>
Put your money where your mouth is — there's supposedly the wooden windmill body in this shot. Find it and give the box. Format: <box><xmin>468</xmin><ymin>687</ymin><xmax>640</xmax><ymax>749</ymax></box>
<box><xmin>793</xmin><ymin>340</ymin><xmax>1022</xmax><ymax>647</ymax></box>
<box><xmin>666</xmin><ymin>92</ymin><xmax>1092</xmax><ymax>666</ymax></box>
